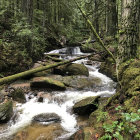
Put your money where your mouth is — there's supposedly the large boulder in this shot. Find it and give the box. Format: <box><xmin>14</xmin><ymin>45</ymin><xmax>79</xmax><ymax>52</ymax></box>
<box><xmin>13</xmin><ymin>123</ymin><xmax>63</xmax><ymax>140</ymax></box>
<box><xmin>62</xmin><ymin>76</ymin><xmax>101</xmax><ymax>90</ymax></box>
<box><xmin>73</xmin><ymin>96</ymin><xmax>100</xmax><ymax>115</ymax></box>
<box><xmin>32</xmin><ymin>113</ymin><xmax>61</xmax><ymax>124</ymax></box>
<box><xmin>32</xmin><ymin>62</ymin><xmax>53</xmax><ymax>77</ymax></box>
<box><xmin>48</xmin><ymin>75</ymin><xmax>102</xmax><ymax>90</ymax></box>
<box><xmin>54</xmin><ymin>63</ymin><xmax>89</xmax><ymax>76</ymax></box>
<box><xmin>0</xmin><ymin>90</ymin><xmax>5</xmax><ymax>103</ymax></box>
<box><xmin>30</xmin><ymin>77</ymin><xmax>66</xmax><ymax>91</ymax></box>
<box><xmin>99</xmin><ymin>57</ymin><xmax>117</xmax><ymax>81</ymax></box>
<box><xmin>0</xmin><ymin>101</ymin><xmax>13</xmax><ymax>123</ymax></box>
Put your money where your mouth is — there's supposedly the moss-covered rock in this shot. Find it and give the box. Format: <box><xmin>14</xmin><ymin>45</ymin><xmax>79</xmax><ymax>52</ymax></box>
<box><xmin>105</xmin><ymin>59</ymin><xmax>140</xmax><ymax>113</ymax></box>
<box><xmin>99</xmin><ymin>57</ymin><xmax>117</xmax><ymax>81</ymax></box>
<box><xmin>32</xmin><ymin>113</ymin><xmax>61</xmax><ymax>124</ymax></box>
<box><xmin>31</xmin><ymin>77</ymin><xmax>66</xmax><ymax>91</ymax></box>
<box><xmin>73</xmin><ymin>96</ymin><xmax>100</xmax><ymax>115</ymax></box>
<box><xmin>48</xmin><ymin>75</ymin><xmax>101</xmax><ymax>90</ymax></box>
<box><xmin>0</xmin><ymin>101</ymin><xmax>13</xmax><ymax>123</ymax></box>
<box><xmin>11</xmin><ymin>88</ymin><xmax>26</xmax><ymax>103</ymax></box>
<box><xmin>33</xmin><ymin>71</ymin><xmax>49</xmax><ymax>77</ymax></box>
<box><xmin>65</xmin><ymin>63</ymin><xmax>89</xmax><ymax>76</ymax></box>
<box><xmin>32</xmin><ymin>62</ymin><xmax>53</xmax><ymax>77</ymax></box>
<box><xmin>54</xmin><ymin>63</ymin><xmax>89</xmax><ymax>76</ymax></box>
<box><xmin>62</xmin><ymin>76</ymin><xmax>101</xmax><ymax>90</ymax></box>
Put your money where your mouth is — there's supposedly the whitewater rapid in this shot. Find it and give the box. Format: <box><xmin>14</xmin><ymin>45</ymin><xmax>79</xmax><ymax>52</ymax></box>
<box><xmin>0</xmin><ymin>48</ymin><xmax>116</xmax><ymax>139</ymax></box>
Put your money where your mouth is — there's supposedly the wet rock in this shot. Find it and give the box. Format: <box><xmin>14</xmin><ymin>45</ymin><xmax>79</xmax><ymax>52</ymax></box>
<box><xmin>0</xmin><ymin>91</ymin><xmax>5</xmax><ymax>103</ymax></box>
<box><xmin>48</xmin><ymin>75</ymin><xmax>101</xmax><ymax>90</ymax></box>
<box><xmin>31</xmin><ymin>62</ymin><xmax>52</xmax><ymax>77</ymax></box>
<box><xmin>89</xmin><ymin>54</ymin><xmax>103</xmax><ymax>62</ymax></box>
<box><xmin>13</xmin><ymin>124</ymin><xmax>63</xmax><ymax>140</ymax></box>
<box><xmin>31</xmin><ymin>77</ymin><xmax>66</xmax><ymax>91</ymax></box>
<box><xmin>32</xmin><ymin>113</ymin><xmax>61</xmax><ymax>123</ymax></box>
<box><xmin>62</xmin><ymin>76</ymin><xmax>101</xmax><ymax>90</ymax></box>
<box><xmin>65</xmin><ymin>63</ymin><xmax>89</xmax><ymax>76</ymax></box>
<box><xmin>69</xmin><ymin>127</ymin><xmax>102</xmax><ymax>140</ymax></box>
<box><xmin>0</xmin><ymin>101</ymin><xmax>13</xmax><ymax>123</ymax></box>
<box><xmin>10</xmin><ymin>88</ymin><xmax>26</xmax><ymax>103</ymax></box>
<box><xmin>54</xmin><ymin>63</ymin><xmax>89</xmax><ymax>76</ymax></box>
<box><xmin>73</xmin><ymin>96</ymin><xmax>100</xmax><ymax>115</ymax></box>
<box><xmin>37</xmin><ymin>92</ymin><xmax>44</xmax><ymax>102</ymax></box>
<box><xmin>37</xmin><ymin>97</ymin><xmax>43</xmax><ymax>102</ymax></box>
<box><xmin>85</xmin><ymin>60</ymin><xmax>93</xmax><ymax>65</ymax></box>
<box><xmin>99</xmin><ymin>57</ymin><xmax>117</xmax><ymax>81</ymax></box>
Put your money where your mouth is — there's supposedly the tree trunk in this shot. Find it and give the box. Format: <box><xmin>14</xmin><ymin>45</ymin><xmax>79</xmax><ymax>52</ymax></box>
<box><xmin>94</xmin><ymin>0</ymin><xmax>99</xmax><ymax>34</ymax></box>
<box><xmin>118</xmin><ymin>0</ymin><xmax>140</xmax><ymax>61</ymax></box>
<box><xmin>74</xmin><ymin>0</ymin><xmax>116</xmax><ymax>64</ymax></box>
<box><xmin>106</xmin><ymin>0</ymin><xmax>117</xmax><ymax>36</ymax></box>
<box><xmin>0</xmin><ymin>54</ymin><xmax>93</xmax><ymax>85</ymax></box>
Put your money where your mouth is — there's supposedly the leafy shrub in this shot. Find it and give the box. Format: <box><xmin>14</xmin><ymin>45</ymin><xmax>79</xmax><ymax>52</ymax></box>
<box><xmin>99</xmin><ymin>106</ymin><xmax>140</xmax><ymax>140</ymax></box>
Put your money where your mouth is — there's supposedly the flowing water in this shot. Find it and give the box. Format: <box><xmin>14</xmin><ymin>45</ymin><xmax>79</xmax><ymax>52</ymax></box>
<box><xmin>0</xmin><ymin>47</ymin><xmax>116</xmax><ymax>140</ymax></box>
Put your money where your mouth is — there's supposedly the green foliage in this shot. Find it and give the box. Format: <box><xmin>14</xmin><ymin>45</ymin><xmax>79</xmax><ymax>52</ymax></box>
<box><xmin>99</xmin><ymin>106</ymin><xmax>140</xmax><ymax>140</ymax></box>
<box><xmin>97</xmin><ymin>111</ymin><xmax>109</xmax><ymax>122</ymax></box>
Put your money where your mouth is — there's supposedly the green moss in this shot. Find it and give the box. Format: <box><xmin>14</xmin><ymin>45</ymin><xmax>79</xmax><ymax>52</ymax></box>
<box><xmin>31</xmin><ymin>77</ymin><xmax>66</xmax><ymax>90</ymax></box>
<box><xmin>73</xmin><ymin>96</ymin><xmax>100</xmax><ymax>115</ymax></box>
<box><xmin>74</xmin><ymin>96</ymin><xmax>99</xmax><ymax>108</ymax></box>
<box><xmin>99</xmin><ymin>60</ymin><xmax>117</xmax><ymax>81</ymax></box>
<box><xmin>33</xmin><ymin>70</ymin><xmax>51</xmax><ymax>77</ymax></box>
<box><xmin>11</xmin><ymin>88</ymin><xmax>26</xmax><ymax>103</ymax></box>
<box><xmin>0</xmin><ymin>101</ymin><xmax>13</xmax><ymax>123</ymax></box>
<box><xmin>62</xmin><ymin>76</ymin><xmax>101</xmax><ymax>89</ymax></box>
<box><xmin>121</xmin><ymin>67</ymin><xmax>140</xmax><ymax>86</ymax></box>
<box><xmin>125</xmin><ymin>75</ymin><xmax>140</xmax><ymax>96</ymax></box>
<box><xmin>124</xmin><ymin>95</ymin><xmax>140</xmax><ymax>113</ymax></box>
<box><xmin>65</xmin><ymin>63</ymin><xmax>89</xmax><ymax>76</ymax></box>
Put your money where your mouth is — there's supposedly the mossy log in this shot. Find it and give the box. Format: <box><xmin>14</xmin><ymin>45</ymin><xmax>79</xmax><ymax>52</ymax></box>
<box><xmin>0</xmin><ymin>54</ymin><xmax>93</xmax><ymax>85</ymax></box>
<box><xmin>74</xmin><ymin>0</ymin><xmax>116</xmax><ymax>64</ymax></box>
<box><xmin>45</xmin><ymin>55</ymin><xmax>63</xmax><ymax>62</ymax></box>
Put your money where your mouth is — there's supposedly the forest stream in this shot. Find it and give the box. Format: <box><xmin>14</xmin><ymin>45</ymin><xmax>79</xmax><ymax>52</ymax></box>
<box><xmin>0</xmin><ymin>47</ymin><xmax>116</xmax><ymax>140</ymax></box>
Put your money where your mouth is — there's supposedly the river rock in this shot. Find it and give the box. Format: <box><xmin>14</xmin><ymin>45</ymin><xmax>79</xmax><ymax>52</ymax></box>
<box><xmin>10</xmin><ymin>88</ymin><xmax>26</xmax><ymax>103</ymax></box>
<box><xmin>0</xmin><ymin>90</ymin><xmax>5</xmax><ymax>103</ymax></box>
<box><xmin>0</xmin><ymin>101</ymin><xmax>13</xmax><ymax>123</ymax></box>
<box><xmin>13</xmin><ymin>123</ymin><xmax>63</xmax><ymax>140</ymax></box>
<box><xmin>31</xmin><ymin>77</ymin><xmax>66</xmax><ymax>90</ymax></box>
<box><xmin>54</xmin><ymin>63</ymin><xmax>89</xmax><ymax>76</ymax></box>
<box><xmin>62</xmin><ymin>76</ymin><xmax>101</xmax><ymax>90</ymax></box>
<box><xmin>73</xmin><ymin>96</ymin><xmax>100</xmax><ymax>115</ymax></box>
<box><xmin>99</xmin><ymin>57</ymin><xmax>117</xmax><ymax>81</ymax></box>
<box><xmin>48</xmin><ymin>75</ymin><xmax>102</xmax><ymax>90</ymax></box>
<box><xmin>32</xmin><ymin>113</ymin><xmax>61</xmax><ymax>124</ymax></box>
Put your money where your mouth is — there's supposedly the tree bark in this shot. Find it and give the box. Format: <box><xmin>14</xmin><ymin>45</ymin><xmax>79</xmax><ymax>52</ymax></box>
<box><xmin>0</xmin><ymin>54</ymin><xmax>93</xmax><ymax>85</ymax></box>
<box><xmin>118</xmin><ymin>0</ymin><xmax>140</xmax><ymax>62</ymax></box>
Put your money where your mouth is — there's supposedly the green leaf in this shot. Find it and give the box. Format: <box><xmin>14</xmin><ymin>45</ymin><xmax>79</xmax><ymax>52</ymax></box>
<box><xmin>113</xmin><ymin>132</ymin><xmax>123</xmax><ymax>140</ymax></box>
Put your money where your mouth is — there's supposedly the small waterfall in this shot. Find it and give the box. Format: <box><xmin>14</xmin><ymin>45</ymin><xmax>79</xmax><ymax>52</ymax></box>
<box><xmin>45</xmin><ymin>47</ymin><xmax>83</xmax><ymax>56</ymax></box>
<box><xmin>72</xmin><ymin>47</ymin><xmax>82</xmax><ymax>55</ymax></box>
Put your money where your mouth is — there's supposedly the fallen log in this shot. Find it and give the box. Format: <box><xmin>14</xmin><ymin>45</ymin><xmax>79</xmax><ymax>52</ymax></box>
<box><xmin>0</xmin><ymin>54</ymin><xmax>94</xmax><ymax>85</ymax></box>
<box><xmin>45</xmin><ymin>55</ymin><xmax>63</xmax><ymax>62</ymax></box>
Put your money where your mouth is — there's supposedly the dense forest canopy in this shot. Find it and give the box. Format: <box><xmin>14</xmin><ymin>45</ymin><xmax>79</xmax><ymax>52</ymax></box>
<box><xmin>0</xmin><ymin>0</ymin><xmax>139</xmax><ymax>70</ymax></box>
<box><xmin>0</xmin><ymin>0</ymin><xmax>140</xmax><ymax>139</ymax></box>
